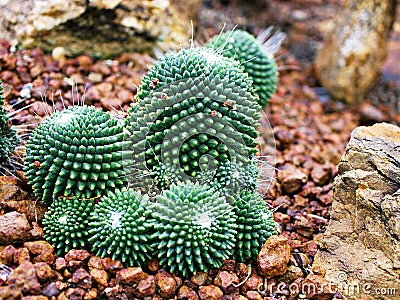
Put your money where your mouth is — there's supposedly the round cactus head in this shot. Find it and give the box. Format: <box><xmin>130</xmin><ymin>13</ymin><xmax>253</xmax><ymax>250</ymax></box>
<box><xmin>149</xmin><ymin>182</ymin><xmax>237</xmax><ymax>276</ymax></box>
<box><xmin>24</xmin><ymin>105</ymin><xmax>127</xmax><ymax>206</ymax></box>
<box><xmin>0</xmin><ymin>81</ymin><xmax>19</xmax><ymax>167</ymax></box>
<box><xmin>231</xmin><ymin>191</ymin><xmax>277</xmax><ymax>261</ymax></box>
<box><xmin>88</xmin><ymin>189</ymin><xmax>154</xmax><ymax>267</ymax></box>
<box><xmin>42</xmin><ymin>197</ymin><xmax>95</xmax><ymax>255</ymax></box>
<box><xmin>125</xmin><ymin>47</ymin><xmax>261</xmax><ymax>195</ymax></box>
<box><xmin>206</xmin><ymin>29</ymin><xmax>284</xmax><ymax>107</ymax></box>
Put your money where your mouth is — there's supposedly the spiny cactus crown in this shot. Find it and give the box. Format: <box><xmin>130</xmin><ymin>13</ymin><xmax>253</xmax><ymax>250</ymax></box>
<box><xmin>0</xmin><ymin>80</ymin><xmax>19</xmax><ymax>165</ymax></box>
<box><xmin>125</xmin><ymin>47</ymin><xmax>261</xmax><ymax>194</ymax></box>
<box><xmin>88</xmin><ymin>189</ymin><xmax>154</xmax><ymax>267</ymax></box>
<box><xmin>43</xmin><ymin>197</ymin><xmax>95</xmax><ymax>255</ymax></box>
<box><xmin>149</xmin><ymin>182</ymin><xmax>237</xmax><ymax>276</ymax></box>
<box><xmin>231</xmin><ymin>191</ymin><xmax>277</xmax><ymax>261</ymax></box>
<box><xmin>24</xmin><ymin>105</ymin><xmax>127</xmax><ymax>206</ymax></box>
<box><xmin>205</xmin><ymin>30</ymin><xmax>279</xmax><ymax>107</ymax></box>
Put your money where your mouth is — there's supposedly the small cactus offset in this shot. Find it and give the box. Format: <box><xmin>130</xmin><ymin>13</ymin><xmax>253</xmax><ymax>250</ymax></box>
<box><xmin>42</xmin><ymin>197</ymin><xmax>95</xmax><ymax>256</ymax></box>
<box><xmin>206</xmin><ymin>29</ymin><xmax>282</xmax><ymax>107</ymax></box>
<box><xmin>231</xmin><ymin>191</ymin><xmax>277</xmax><ymax>261</ymax></box>
<box><xmin>125</xmin><ymin>47</ymin><xmax>261</xmax><ymax>193</ymax></box>
<box><xmin>88</xmin><ymin>189</ymin><xmax>154</xmax><ymax>267</ymax></box>
<box><xmin>149</xmin><ymin>182</ymin><xmax>237</xmax><ymax>277</ymax></box>
<box><xmin>0</xmin><ymin>80</ymin><xmax>19</xmax><ymax>166</ymax></box>
<box><xmin>24</xmin><ymin>105</ymin><xmax>127</xmax><ymax>206</ymax></box>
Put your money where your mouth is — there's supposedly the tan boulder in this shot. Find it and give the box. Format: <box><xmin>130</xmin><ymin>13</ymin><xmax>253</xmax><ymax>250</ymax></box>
<box><xmin>315</xmin><ymin>0</ymin><xmax>397</xmax><ymax>104</ymax></box>
<box><xmin>313</xmin><ymin>123</ymin><xmax>400</xmax><ymax>300</ymax></box>
<box><xmin>0</xmin><ymin>0</ymin><xmax>202</xmax><ymax>57</ymax></box>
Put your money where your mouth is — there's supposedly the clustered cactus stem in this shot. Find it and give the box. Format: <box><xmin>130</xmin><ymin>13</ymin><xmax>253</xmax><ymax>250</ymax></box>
<box><xmin>23</xmin><ymin>29</ymin><xmax>280</xmax><ymax>277</ymax></box>
<box><xmin>0</xmin><ymin>80</ymin><xmax>19</xmax><ymax>168</ymax></box>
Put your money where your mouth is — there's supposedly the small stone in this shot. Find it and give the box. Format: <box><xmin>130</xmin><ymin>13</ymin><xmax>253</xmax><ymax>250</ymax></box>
<box><xmin>13</xmin><ymin>247</ymin><xmax>30</xmax><ymax>265</ymax></box>
<box><xmin>0</xmin><ymin>212</ymin><xmax>32</xmax><ymax>245</ymax></box>
<box><xmin>90</xmin><ymin>269</ymin><xmax>108</xmax><ymax>287</ymax></box>
<box><xmin>65</xmin><ymin>287</ymin><xmax>86</xmax><ymax>299</ymax></box>
<box><xmin>0</xmin><ymin>286</ymin><xmax>21</xmax><ymax>300</ymax></box>
<box><xmin>52</xmin><ymin>47</ymin><xmax>66</xmax><ymax>65</ymax></box>
<box><xmin>302</xmin><ymin>274</ymin><xmax>336</xmax><ymax>300</ymax></box>
<box><xmin>246</xmin><ymin>291</ymin><xmax>263</xmax><ymax>300</ymax></box>
<box><xmin>147</xmin><ymin>258</ymin><xmax>159</xmax><ymax>273</ymax></box>
<box><xmin>72</xmin><ymin>268</ymin><xmax>92</xmax><ymax>289</ymax></box>
<box><xmin>64</xmin><ymin>250</ymin><xmax>90</xmax><ymax>262</ymax></box>
<box><xmin>155</xmin><ymin>269</ymin><xmax>177</xmax><ymax>298</ymax></box>
<box><xmin>277</xmin><ymin>164</ymin><xmax>308</xmax><ymax>194</ymax></box>
<box><xmin>191</xmin><ymin>272</ymin><xmax>208</xmax><ymax>286</ymax></box>
<box><xmin>41</xmin><ymin>282</ymin><xmax>60</xmax><ymax>297</ymax></box>
<box><xmin>177</xmin><ymin>285</ymin><xmax>199</xmax><ymax>300</ymax></box>
<box><xmin>101</xmin><ymin>257</ymin><xmax>123</xmax><ymax>273</ymax></box>
<box><xmin>55</xmin><ymin>280</ymin><xmax>67</xmax><ymax>291</ymax></box>
<box><xmin>116</xmin><ymin>267</ymin><xmax>146</xmax><ymax>285</ymax></box>
<box><xmin>21</xmin><ymin>296</ymin><xmax>49</xmax><ymax>300</ymax></box>
<box><xmin>311</xmin><ymin>164</ymin><xmax>332</xmax><ymax>186</ymax></box>
<box><xmin>84</xmin><ymin>86</ymin><xmax>100</xmax><ymax>102</ymax></box>
<box><xmin>24</xmin><ymin>241</ymin><xmax>54</xmax><ymax>264</ymax></box>
<box><xmin>87</xmin><ymin>256</ymin><xmax>103</xmax><ymax>270</ymax></box>
<box><xmin>34</xmin><ymin>262</ymin><xmax>54</xmax><ymax>282</ymax></box>
<box><xmin>84</xmin><ymin>288</ymin><xmax>98</xmax><ymax>300</ymax></box>
<box><xmin>257</xmin><ymin>235</ymin><xmax>291</xmax><ymax>278</ymax></box>
<box><xmin>87</xmin><ymin>72</ymin><xmax>103</xmax><ymax>83</ymax></box>
<box><xmin>134</xmin><ymin>275</ymin><xmax>156</xmax><ymax>298</ymax></box>
<box><xmin>359</xmin><ymin>103</ymin><xmax>385</xmax><ymax>123</ymax></box>
<box><xmin>278</xmin><ymin>265</ymin><xmax>304</xmax><ymax>283</ymax></box>
<box><xmin>236</xmin><ymin>263</ymin><xmax>248</xmax><ymax>280</ymax></box>
<box><xmin>0</xmin><ymin>245</ymin><xmax>15</xmax><ymax>266</ymax></box>
<box><xmin>67</xmin><ymin>260</ymin><xmax>83</xmax><ymax>272</ymax></box>
<box><xmin>220</xmin><ymin>260</ymin><xmax>236</xmax><ymax>272</ymax></box>
<box><xmin>242</xmin><ymin>275</ymin><xmax>263</xmax><ymax>293</ymax></box>
<box><xmin>55</xmin><ymin>257</ymin><xmax>67</xmax><ymax>271</ymax></box>
<box><xmin>198</xmin><ymin>285</ymin><xmax>223</xmax><ymax>300</ymax></box>
<box><xmin>6</xmin><ymin>261</ymin><xmax>41</xmax><ymax>294</ymax></box>
<box><xmin>213</xmin><ymin>271</ymin><xmax>239</xmax><ymax>293</ymax></box>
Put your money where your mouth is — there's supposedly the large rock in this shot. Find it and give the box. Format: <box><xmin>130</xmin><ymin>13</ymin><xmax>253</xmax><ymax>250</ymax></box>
<box><xmin>0</xmin><ymin>0</ymin><xmax>201</xmax><ymax>57</ymax></box>
<box><xmin>313</xmin><ymin>123</ymin><xmax>400</xmax><ymax>300</ymax></box>
<box><xmin>315</xmin><ymin>0</ymin><xmax>397</xmax><ymax>104</ymax></box>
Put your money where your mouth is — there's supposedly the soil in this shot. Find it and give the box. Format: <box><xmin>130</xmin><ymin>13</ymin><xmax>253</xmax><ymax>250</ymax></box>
<box><xmin>1</xmin><ymin>0</ymin><xmax>400</xmax><ymax>299</ymax></box>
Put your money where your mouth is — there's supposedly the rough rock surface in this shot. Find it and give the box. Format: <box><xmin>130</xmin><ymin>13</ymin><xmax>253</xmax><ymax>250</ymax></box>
<box><xmin>0</xmin><ymin>212</ymin><xmax>31</xmax><ymax>245</ymax></box>
<box><xmin>0</xmin><ymin>0</ymin><xmax>202</xmax><ymax>57</ymax></box>
<box><xmin>315</xmin><ymin>0</ymin><xmax>397</xmax><ymax>104</ymax></box>
<box><xmin>257</xmin><ymin>235</ymin><xmax>291</xmax><ymax>278</ymax></box>
<box><xmin>313</xmin><ymin>123</ymin><xmax>400</xmax><ymax>300</ymax></box>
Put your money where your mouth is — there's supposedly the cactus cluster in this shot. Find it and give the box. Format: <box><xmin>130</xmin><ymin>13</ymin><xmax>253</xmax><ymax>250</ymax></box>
<box><xmin>0</xmin><ymin>80</ymin><xmax>19</xmax><ymax>167</ymax></box>
<box><xmin>24</xmin><ymin>29</ymin><xmax>280</xmax><ymax>277</ymax></box>
<box><xmin>206</xmin><ymin>29</ymin><xmax>280</xmax><ymax>107</ymax></box>
<box><xmin>24</xmin><ymin>106</ymin><xmax>127</xmax><ymax>206</ymax></box>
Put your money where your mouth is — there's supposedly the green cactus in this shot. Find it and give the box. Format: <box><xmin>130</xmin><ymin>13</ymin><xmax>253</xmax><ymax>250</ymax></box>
<box><xmin>42</xmin><ymin>197</ymin><xmax>95</xmax><ymax>255</ymax></box>
<box><xmin>88</xmin><ymin>189</ymin><xmax>154</xmax><ymax>267</ymax></box>
<box><xmin>125</xmin><ymin>47</ymin><xmax>261</xmax><ymax>193</ymax></box>
<box><xmin>0</xmin><ymin>80</ymin><xmax>19</xmax><ymax>166</ymax></box>
<box><xmin>149</xmin><ymin>182</ymin><xmax>237</xmax><ymax>277</ymax></box>
<box><xmin>231</xmin><ymin>191</ymin><xmax>277</xmax><ymax>261</ymax></box>
<box><xmin>205</xmin><ymin>29</ymin><xmax>280</xmax><ymax>107</ymax></box>
<box><xmin>24</xmin><ymin>105</ymin><xmax>127</xmax><ymax>206</ymax></box>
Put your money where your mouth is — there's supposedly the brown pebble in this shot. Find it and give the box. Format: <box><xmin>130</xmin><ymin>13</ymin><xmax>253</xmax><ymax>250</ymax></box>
<box><xmin>87</xmin><ymin>256</ymin><xmax>103</xmax><ymax>271</ymax></box>
<box><xmin>84</xmin><ymin>288</ymin><xmax>98</xmax><ymax>300</ymax></box>
<box><xmin>0</xmin><ymin>212</ymin><xmax>32</xmax><ymax>245</ymax></box>
<box><xmin>116</xmin><ymin>267</ymin><xmax>146</xmax><ymax>285</ymax></box>
<box><xmin>34</xmin><ymin>262</ymin><xmax>54</xmax><ymax>282</ymax></box>
<box><xmin>135</xmin><ymin>274</ymin><xmax>156</xmax><ymax>298</ymax></box>
<box><xmin>214</xmin><ymin>271</ymin><xmax>239</xmax><ymax>293</ymax></box>
<box><xmin>198</xmin><ymin>285</ymin><xmax>223</xmax><ymax>300</ymax></box>
<box><xmin>147</xmin><ymin>258</ymin><xmax>159</xmax><ymax>273</ymax></box>
<box><xmin>311</xmin><ymin>164</ymin><xmax>332</xmax><ymax>186</ymax></box>
<box><xmin>72</xmin><ymin>268</ymin><xmax>92</xmax><ymax>289</ymax></box>
<box><xmin>21</xmin><ymin>296</ymin><xmax>48</xmax><ymax>300</ymax></box>
<box><xmin>55</xmin><ymin>257</ymin><xmax>67</xmax><ymax>271</ymax></box>
<box><xmin>0</xmin><ymin>286</ymin><xmax>22</xmax><ymax>300</ymax></box>
<box><xmin>246</xmin><ymin>290</ymin><xmax>263</xmax><ymax>300</ymax></box>
<box><xmin>155</xmin><ymin>269</ymin><xmax>178</xmax><ymax>298</ymax></box>
<box><xmin>257</xmin><ymin>235</ymin><xmax>291</xmax><ymax>278</ymax></box>
<box><xmin>191</xmin><ymin>272</ymin><xmax>208</xmax><ymax>286</ymax></box>
<box><xmin>64</xmin><ymin>249</ymin><xmax>90</xmax><ymax>262</ymax></box>
<box><xmin>24</xmin><ymin>241</ymin><xmax>55</xmax><ymax>264</ymax></box>
<box><xmin>177</xmin><ymin>285</ymin><xmax>199</xmax><ymax>300</ymax></box>
<box><xmin>277</xmin><ymin>164</ymin><xmax>308</xmax><ymax>194</ymax></box>
<box><xmin>65</xmin><ymin>287</ymin><xmax>86</xmax><ymax>299</ymax></box>
<box><xmin>41</xmin><ymin>282</ymin><xmax>60</xmax><ymax>297</ymax></box>
<box><xmin>242</xmin><ymin>275</ymin><xmax>263</xmax><ymax>293</ymax></box>
<box><xmin>13</xmin><ymin>247</ymin><xmax>30</xmax><ymax>265</ymax></box>
<box><xmin>0</xmin><ymin>245</ymin><xmax>15</xmax><ymax>266</ymax></box>
<box><xmin>90</xmin><ymin>269</ymin><xmax>108</xmax><ymax>288</ymax></box>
